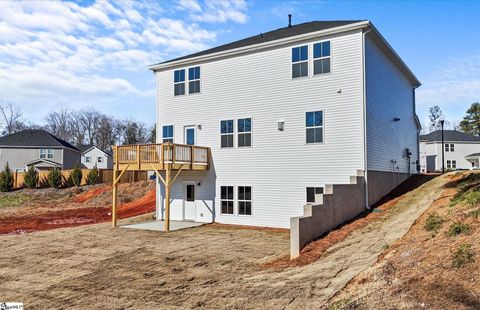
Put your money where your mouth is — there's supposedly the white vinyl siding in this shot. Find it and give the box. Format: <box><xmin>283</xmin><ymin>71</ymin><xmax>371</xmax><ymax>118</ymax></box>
<box><xmin>156</xmin><ymin>30</ymin><xmax>365</xmax><ymax>228</ymax></box>
<box><xmin>365</xmin><ymin>34</ymin><xmax>418</xmax><ymax>174</ymax></box>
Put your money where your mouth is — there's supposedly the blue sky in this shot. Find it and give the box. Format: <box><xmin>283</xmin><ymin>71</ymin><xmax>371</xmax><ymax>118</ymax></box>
<box><xmin>0</xmin><ymin>0</ymin><xmax>479</xmax><ymax>129</ymax></box>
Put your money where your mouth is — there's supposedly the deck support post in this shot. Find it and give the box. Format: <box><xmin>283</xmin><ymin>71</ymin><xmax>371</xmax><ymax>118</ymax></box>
<box><xmin>112</xmin><ymin>146</ymin><xmax>118</xmax><ymax>227</ymax></box>
<box><xmin>165</xmin><ymin>165</ymin><xmax>171</xmax><ymax>232</ymax></box>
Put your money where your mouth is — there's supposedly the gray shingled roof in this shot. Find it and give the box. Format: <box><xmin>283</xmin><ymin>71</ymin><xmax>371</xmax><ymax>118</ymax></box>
<box><xmin>158</xmin><ymin>20</ymin><xmax>364</xmax><ymax>65</ymax></box>
<box><xmin>419</xmin><ymin>130</ymin><xmax>480</xmax><ymax>142</ymax></box>
<box><xmin>0</xmin><ymin>129</ymin><xmax>79</xmax><ymax>151</ymax></box>
<box><xmin>76</xmin><ymin>144</ymin><xmax>94</xmax><ymax>153</ymax></box>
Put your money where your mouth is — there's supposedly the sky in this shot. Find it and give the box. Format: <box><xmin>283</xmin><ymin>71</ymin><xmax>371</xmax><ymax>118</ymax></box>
<box><xmin>0</xmin><ymin>0</ymin><xmax>479</xmax><ymax>128</ymax></box>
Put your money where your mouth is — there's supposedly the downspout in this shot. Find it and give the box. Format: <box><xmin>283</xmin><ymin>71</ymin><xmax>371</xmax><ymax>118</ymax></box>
<box><xmin>362</xmin><ymin>26</ymin><xmax>372</xmax><ymax>210</ymax></box>
<box><xmin>413</xmin><ymin>85</ymin><xmax>421</xmax><ymax>174</ymax></box>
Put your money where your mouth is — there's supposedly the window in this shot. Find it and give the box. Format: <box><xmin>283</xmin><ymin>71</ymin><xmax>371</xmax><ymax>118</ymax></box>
<box><xmin>97</xmin><ymin>157</ymin><xmax>103</xmax><ymax>163</ymax></box>
<box><xmin>237</xmin><ymin>118</ymin><xmax>252</xmax><ymax>147</ymax></box>
<box><xmin>221</xmin><ymin>120</ymin><xmax>234</xmax><ymax>148</ymax></box>
<box><xmin>221</xmin><ymin>186</ymin><xmax>234</xmax><ymax>214</ymax></box>
<box><xmin>447</xmin><ymin>160</ymin><xmax>457</xmax><ymax>169</ymax></box>
<box><xmin>162</xmin><ymin>125</ymin><xmax>174</xmax><ymax>143</ymax></box>
<box><xmin>313</xmin><ymin>41</ymin><xmax>331</xmax><ymax>75</ymax></box>
<box><xmin>174</xmin><ymin>69</ymin><xmax>185</xmax><ymax>96</ymax></box>
<box><xmin>306</xmin><ymin>187</ymin><xmax>324</xmax><ymax>204</ymax></box>
<box><xmin>445</xmin><ymin>143</ymin><xmax>454</xmax><ymax>152</ymax></box>
<box><xmin>85</xmin><ymin>156</ymin><xmax>91</xmax><ymax>163</ymax></box>
<box><xmin>292</xmin><ymin>45</ymin><xmax>308</xmax><ymax>78</ymax></box>
<box><xmin>306</xmin><ymin>111</ymin><xmax>323</xmax><ymax>143</ymax></box>
<box><xmin>40</xmin><ymin>149</ymin><xmax>54</xmax><ymax>159</ymax></box>
<box><xmin>238</xmin><ymin>186</ymin><xmax>252</xmax><ymax>215</ymax></box>
<box><xmin>188</xmin><ymin>66</ymin><xmax>200</xmax><ymax>94</ymax></box>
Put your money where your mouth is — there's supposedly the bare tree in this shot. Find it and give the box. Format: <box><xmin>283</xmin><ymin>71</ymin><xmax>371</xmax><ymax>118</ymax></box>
<box><xmin>0</xmin><ymin>101</ymin><xmax>25</xmax><ymax>135</ymax></box>
<box><xmin>44</xmin><ymin>105</ymin><xmax>73</xmax><ymax>142</ymax></box>
<box><xmin>77</xmin><ymin>109</ymin><xmax>102</xmax><ymax>145</ymax></box>
<box><xmin>96</xmin><ymin>115</ymin><xmax>118</xmax><ymax>151</ymax></box>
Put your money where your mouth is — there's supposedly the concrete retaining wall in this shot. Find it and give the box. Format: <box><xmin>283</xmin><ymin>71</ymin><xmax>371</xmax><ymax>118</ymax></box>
<box><xmin>290</xmin><ymin>171</ymin><xmax>366</xmax><ymax>258</ymax></box>
<box><xmin>367</xmin><ymin>170</ymin><xmax>410</xmax><ymax>206</ymax></box>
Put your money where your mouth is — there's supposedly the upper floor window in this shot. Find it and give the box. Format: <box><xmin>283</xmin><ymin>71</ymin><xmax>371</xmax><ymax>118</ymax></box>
<box><xmin>40</xmin><ymin>149</ymin><xmax>54</xmax><ymax>159</ymax></box>
<box><xmin>97</xmin><ymin>157</ymin><xmax>103</xmax><ymax>163</ymax></box>
<box><xmin>292</xmin><ymin>45</ymin><xmax>308</xmax><ymax>78</ymax></box>
<box><xmin>313</xmin><ymin>41</ymin><xmax>331</xmax><ymax>75</ymax></box>
<box><xmin>188</xmin><ymin>67</ymin><xmax>201</xmax><ymax>94</ymax></box>
<box><xmin>174</xmin><ymin>69</ymin><xmax>185</xmax><ymax>96</ymax></box>
<box><xmin>445</xmin><ymin>143</ymin><xmax>454</xmax><ymax>152</ymax></box>
<box><xmin>306</xmin><ymin>111</ymin><xmax>324</xmax><ymax>143</ymax></box>
<box><xmin>221</xmin><ymin>120</ymin><xmax>234</xmax><ymax>148</ymax></box>
<box><xmin>162</xmin><ymin>125</ymin><xmax>174</xmax><ymax>143</ymax></box>
<box><xmin>85</xmin><ymin>156</ymin><xmax>91</xmax><ymax>163</ymax></box>
<box><xmin>237</xmin><ymin>118</ymin><xmax>252</xmax><ymax>147</ymax></box>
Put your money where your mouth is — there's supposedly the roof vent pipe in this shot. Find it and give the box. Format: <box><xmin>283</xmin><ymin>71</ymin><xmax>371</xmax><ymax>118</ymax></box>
<box><xmin>288</xmin><ymin>14</ymin><xmax>292</xmax><ymax>28</ymax></box>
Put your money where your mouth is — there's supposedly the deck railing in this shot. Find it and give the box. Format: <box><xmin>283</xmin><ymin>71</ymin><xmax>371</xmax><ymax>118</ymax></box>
<box><xmin>114</xmin><ymin>143</ymin><xmax>209</xmax><ymax>170</ymax></box>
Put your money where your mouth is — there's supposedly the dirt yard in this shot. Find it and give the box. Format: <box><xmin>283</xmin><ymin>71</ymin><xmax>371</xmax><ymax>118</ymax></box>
<box><xmin>331</xmin><ymin>171</ymin><xmax>480</xmax><ymax>309</ymax></box>
<box><xmin>0</xmin><ymin>174</ymin><xmax>459</xmax><ymax>309</ymax></box>
<box><xmin>0</xmin><ymin>181</ymin><xmax>155</xmax><ymax>235</ymax></box>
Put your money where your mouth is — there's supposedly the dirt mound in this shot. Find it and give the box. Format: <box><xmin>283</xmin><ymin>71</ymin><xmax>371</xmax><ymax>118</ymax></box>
<box><xmin>117</xmin><ymin>190</ymin><xmax>156</xmax><ymax>218</ymax></box>
<box><xmin>73</xmin><ymin>186</ymin><xmax>110</xmax><ymax>203</ymax></box>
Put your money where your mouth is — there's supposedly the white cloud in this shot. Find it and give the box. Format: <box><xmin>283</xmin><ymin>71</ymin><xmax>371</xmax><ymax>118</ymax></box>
<box><xmin>416</xmin><ymin>55</ymin><xmax>480</xmax><ymax>120</ymax></box>
<box><xmin>0</xmin><ymin>0</ymin><xmax>238</xmax><ymax>122</ymax></box>
<box><xmin>179</xmin><ymin>0</ymin><xmax>248</xmax><ymax>24</ymax></box>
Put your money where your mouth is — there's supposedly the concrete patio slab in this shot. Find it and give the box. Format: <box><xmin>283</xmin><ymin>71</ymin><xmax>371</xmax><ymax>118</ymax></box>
<box><xmin>121</xmin><ymin>220</ymin><xmax>205</xmax><ymax>232</ymax></box>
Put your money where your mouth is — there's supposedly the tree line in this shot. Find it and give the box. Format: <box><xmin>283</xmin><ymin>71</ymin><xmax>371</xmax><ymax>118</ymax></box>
<box><xmin>426</xmin><ymin>102</ymin><xmax>480</xmax><ymax>135</ymax></box>
<box><xmin>0</xmin><ymin>101</ymin><xmax>155</xmax><ymax>151</ymax></box>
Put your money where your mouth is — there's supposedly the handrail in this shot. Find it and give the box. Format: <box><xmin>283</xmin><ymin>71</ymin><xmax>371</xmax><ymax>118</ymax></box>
<box><xmin>114</xmin><ymin>143</ymin><xmax>209</xmax><ymax>168</ymax></box>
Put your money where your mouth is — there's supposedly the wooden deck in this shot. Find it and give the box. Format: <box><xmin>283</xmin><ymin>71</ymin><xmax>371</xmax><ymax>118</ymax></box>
<box><xmin>113</xmin><ymin>143</ymin><xmax>210</xmax><ymax>171</ymax></box>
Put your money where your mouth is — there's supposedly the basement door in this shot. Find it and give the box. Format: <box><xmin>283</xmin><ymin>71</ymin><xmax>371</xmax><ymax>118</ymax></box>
<box><xmin>183</xmin><ymin>182</ymin><xmax>196</xmax><ymax>221</ymax></box>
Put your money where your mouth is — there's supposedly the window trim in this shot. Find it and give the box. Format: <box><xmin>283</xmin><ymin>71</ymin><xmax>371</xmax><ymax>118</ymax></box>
<box><xmin>237</xmin><ymin>117</ymin><xmax>252</xmax><ymax>148</ymax></box>
<box><xmin>173</xmin><ymin>69</ymin><xmax>186</xmax><ymax>96</ymax></box>
<box><xmin>39</xmin><ymin>148</ymin><xmax>54</xmax><ymax>159</ymax></box>
<box><xmin>220</xmin><ymin>185</ymin><xmax>235</xmax><ymax>215</ymax></box>
<box><xmin>305</xmin><ymin>110</ymin><xmax>325</xmax><ymax>144</ymax></box>
<box><xmin>237</xmin><ymin>185</ymin><xmax>253</xmax><ymax>216</ymax></box>
<box><xmin>162</xmin><ymin>124</ymin><xmax>174</xmax><ymax>143</ymax></box>
<box><xmin>188</xmin><ymin>66</ymin><xmax>201</xmax><ymax>95</ymax></box>
<box><xmin>85</xmin><ymin>156</ymin><xmax>91</xmax><ymax>163</ymax></box>
<box><xmin>97</xmin><ymin>156</ymin><xmax>103</xmax><ymax>163</ymax></box>
<box><xmin>220</xmin><ymin>119</ymin><xmax>234</xmax><ymax>149</ymax></box>
<box><xmin>291</xmin><ymin>44</ymin><xmax>309</xmax><ymax>79</ymax></box>
<box><xmin>312</xmin><ymin>40</ymin><xmax>332</xmax><ymax>76</ymax></box>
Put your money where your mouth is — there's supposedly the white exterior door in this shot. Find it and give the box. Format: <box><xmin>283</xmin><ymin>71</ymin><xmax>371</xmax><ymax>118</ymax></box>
<box><xmin>184</xmin><ymin>126</ymin><xmax>195</xmax><ymax>145</ymax></box>
<box><xmin>184</xmin><ymin>182</ymin><xmax>196</xmax><ymax>221</ymax></box>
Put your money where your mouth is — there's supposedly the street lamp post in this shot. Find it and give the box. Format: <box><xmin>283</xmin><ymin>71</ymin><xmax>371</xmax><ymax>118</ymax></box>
<box><xmin>440</xmin><ymin>119</ymin><xmax>445</xmax><ymax>174</ymax></box>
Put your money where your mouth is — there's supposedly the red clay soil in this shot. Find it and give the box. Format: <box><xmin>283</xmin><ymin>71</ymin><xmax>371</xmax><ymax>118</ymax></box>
<box><xmin>263</xmin><ymin>174</ymin><xmax>436</xmax><ymax>269</ymax></box>
<box><xmin>73</xmin><ymin>186</ymin><xmax>111</xmax><ymax>203</ymax></box>
<box><xmin>0</xmin><ymin>188</ymin><xmax>156</xmax><ymax>235</ymax></box>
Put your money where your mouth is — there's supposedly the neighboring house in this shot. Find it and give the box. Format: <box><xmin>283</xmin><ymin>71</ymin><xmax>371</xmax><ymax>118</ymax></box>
<box><xmin>419</xmin><ymin>130</ymin><xmax>480</xmax><ymax>172</ymax></box>
<box><xmin>77</xmin><ymin>144</ymin><xmax>113</xmax><ymax>169</ymax></box>
<box><xmin>149</xmin><ymin>20</ymin><xmax>421</xmax><ymax>256</ymax></box>
<box><xmin>0</xmin><ymin>129</ymin><xmax>80</xmax><ymax>172</ymax></box>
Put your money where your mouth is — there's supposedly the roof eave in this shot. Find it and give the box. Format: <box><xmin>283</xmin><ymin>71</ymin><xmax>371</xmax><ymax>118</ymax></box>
<box><xmin>148</xmin><ymin>21</ymin><xmax>370</xmax><ymax>72</ymax></box>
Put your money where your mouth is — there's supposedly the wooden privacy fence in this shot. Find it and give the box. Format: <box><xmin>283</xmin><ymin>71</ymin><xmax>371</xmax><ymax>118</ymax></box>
<box><xmin>13</xmin><ymin>169</ymin><xmax>148</xmax><ymax>189</ymax></box>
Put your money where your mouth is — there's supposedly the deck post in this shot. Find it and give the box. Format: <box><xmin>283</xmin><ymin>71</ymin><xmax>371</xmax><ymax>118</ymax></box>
<box><xmin>112</xmin><ymin>146</ymin><xmax>118</xmax><ymax>227</ymax></box>
<box><xmin>165</xmin><ymin>164</ymin><xmax>171</xmax><ymax>232</ymax></box>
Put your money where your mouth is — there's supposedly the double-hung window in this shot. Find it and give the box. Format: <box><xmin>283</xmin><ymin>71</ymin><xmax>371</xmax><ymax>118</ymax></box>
<box><xmin>447</xmin><ymin>160</ymin><xmax>457</xmax><ymax>169</ymax></box>
<box><xmin>85</xmin><ymin>156</ymin><xmax>91</xmax><ymax>163</ymax></box>
<box><xmin>313</xmin><ymin>41</ymin><xmax>331</xmax><ymax>75</ymax></box>
<box><xmin>162</xmin><ymin>125</ymin><xmax>174</xmax><ymax>143</ymax></box>
<box><xmin>174</xmin><ymin>69</ymin><xmax>185</xmax><ymax>96</ymax></box>
<box><xmin>445</xmin><ymin>143</ymin><xmax>454</xmax><ymax>152</ymax></box>
<box><xmin>306</xmin><ymin>111</ymin><xmax>324</xmax><ymax>143</ymax></box>
<box><xmin>306</xmin><ymin>187</ymin><xmax>323</xmax><ymax>204</ymax></box>
<box><xmin>47</xmin><ymin>149</ymin><xmax>54</xmax><ymax>159</ymax></box>
<box><xmin>220</xmin><ymin>120</ymin><xmax>234</xmax><ymax>148</ymax></box>
<box><xmin>97</xmin><ymin>157</ymin><xmax>103</xmax><ymax>163</ymax></box>
<box><xmin>188</xmin><ymin>67</ymin><xmax>200</xmax><ymax>94</ymax></box>
<box><xmin>238</xmin><ymin>186</ymin><xmax>252</xmax><ymax>215</ymax></box>
<box><xmin>237</xmin><ymin>118</ymin><xmax>252</xmax><ymax>147</ymax></box>
<box><xmin>221</xmin><ymin>186</ymin><xmax>234</xmax><ymax>214</ymax></box>
<box><xmin>292</xmin><ymin>45</ymin><xmax>308</xmax><ymax>78</ymax></box>
<box><xmin>40</xmin><ymin>149</ymin><xmax>54</xmax><ymax>159</ymax></box>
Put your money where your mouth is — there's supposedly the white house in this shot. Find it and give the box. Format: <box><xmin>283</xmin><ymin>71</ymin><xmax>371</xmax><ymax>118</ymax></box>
<box><xmin>148</xmin><ymin>20</ymin><xmax>421</xmax><ymax>257</ymax></box>
<box><xmin>419</xmin><ymin>130</ymin><xmax>480</xmax><ymax>172</ymax></box>
<box><xmin>78</xmin><ymin>145</ymin><xmax>113</xmax><ymax>169</ymax></box>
